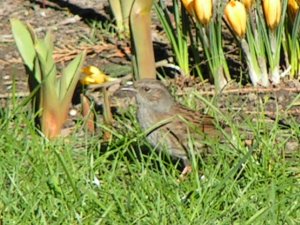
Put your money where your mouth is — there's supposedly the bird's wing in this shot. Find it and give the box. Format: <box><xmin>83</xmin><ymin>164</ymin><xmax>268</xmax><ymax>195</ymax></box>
<box><xmin>173</xmin><ymin>104</ymin><xmax>213</xmax><ymax>128</ymax></box>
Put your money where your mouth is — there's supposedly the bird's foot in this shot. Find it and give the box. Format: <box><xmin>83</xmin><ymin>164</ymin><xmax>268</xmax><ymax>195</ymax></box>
<box><xmin>177</xmin><ymin>165</ymin><xmax>192</xmax><ymax>182</ymax></box>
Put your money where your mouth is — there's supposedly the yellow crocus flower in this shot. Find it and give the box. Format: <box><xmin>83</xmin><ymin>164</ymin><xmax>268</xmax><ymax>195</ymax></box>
<box><xmin>81</xmin><ymin>66</ymin><xmax>116</xmax><ymax>85</ymax></box>
<box><xmin>224</xmin><ymin>0</ymin><xmax>247</xmax><ymax>38</ymax></box>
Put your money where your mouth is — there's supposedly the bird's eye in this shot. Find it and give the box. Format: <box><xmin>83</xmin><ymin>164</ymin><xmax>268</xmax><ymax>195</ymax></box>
<box><xmin>143</xmin><ymin>86</ymin><xmax>151</xmax><ymax>92</ymax></box>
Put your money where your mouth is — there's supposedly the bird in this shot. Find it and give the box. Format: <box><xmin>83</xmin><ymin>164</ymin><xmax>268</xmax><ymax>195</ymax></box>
<box><xmin>125</xmin><ymin>79</ymin><xmax>232</xmax><ymax>178</ymax></box>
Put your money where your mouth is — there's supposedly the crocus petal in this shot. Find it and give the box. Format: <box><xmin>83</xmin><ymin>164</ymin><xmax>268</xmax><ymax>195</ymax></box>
<box><xmin>81</xmin><ymin>66</ymin><xmax>114</xmax><ymax>85</ymax></box>
<box><xmin>263</xmin><ymin>0</ymin><xmax>281</xmax><ymax>30</ymax></box>
<box><xmin>224</xmin><ymin>0</ymin><xmax>247</xmax><ymax>38</ymax></box>
<box><xmin>194</xmin><ymin>0</ymin><xmax>213</xmax><ymax>26</ymax></box>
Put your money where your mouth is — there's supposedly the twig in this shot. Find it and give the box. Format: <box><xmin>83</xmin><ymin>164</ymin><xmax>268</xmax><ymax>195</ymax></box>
<box><xmin>228</xmin><ymin>107</ymin><xmax>300</xmax><ymax>116</ymax></box>
<box><xmin>198</xmin><ymin>86</ymin><xmax>300</xmax><ymax>96</ymax></box>
<box><xmin>0</xmin><ymin>92</ymin><xmax>30</xmax><ymax>99</ymax></box>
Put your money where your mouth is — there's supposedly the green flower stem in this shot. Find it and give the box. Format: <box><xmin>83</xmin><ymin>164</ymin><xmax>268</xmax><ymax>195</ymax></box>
<box><xmin>103</xmin><ymin>87</ymin><xmax>113</xmax><ymax>125</ymax></box>
<box><xmin>257</xmin><ymin>56</ymin><xmax>269</xmax><ymax>86</ymax></box>
<box><xmin>269</xmin><ymin>31</ymin><xmax>280</xmax><ymax>84</ymax></box>
<box><xmin>130</xmin><ymin>0</ymin><xmax>156</xmax><ymax>79</ymax></box>
<box><xmin>109</xmin><ymin>0</ymin><xmax>124</xmax><ymax>32</ymax></box>
<box><xmin>196</xmin><ymin>20</ymin><xmax>229</xmax><ymax>91</ymax></box>
<box><xmin>155</xmin><ymin>0</ymin><xmax>190</xmax><ymax>77</ymax></box>
<box><xmin>240</xmin><ymin>39</ymin><xmax>260</xmax><ymax>86</ymax></box>
<box><xmin>120</xmin><ymin>0</ymin><xmax>134</xmax><ymax>34</ymax></box>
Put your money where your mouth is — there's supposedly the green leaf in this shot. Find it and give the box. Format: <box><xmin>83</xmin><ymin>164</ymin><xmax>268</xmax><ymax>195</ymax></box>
<box><xmin>291</xmin><ymin>7</ymin><xmax>300</xmax><ymax>47</ymax></box>
<box><xmin>10</xmin><ymin>19</ymin><xmax>36</xmax><ymax>71</ymax></box>
<box><xmin>35</xmin><ymin>38</ymin><xmax>57</xmax><ymax>82</ymax></box>
<box><xmin>44</xmin><ymin>31</ymin><xmax>54</xmax><ymax>53</ymax></box>
<box><xmin>36</xmin><ymin>32</ymin><xmax>58</xmax><ymax>94</ymax></box>
<box><xmin>59</xmin><ymin>52</ymin><xmax>85</xmax><ymax>102</ymax></box>
<box><xmin>33</xmin><ymin>50</ymin><xmax>42</xmax><ymax>83</ymax></box>
<box><xmin>35</xmin><ymin>38</ymin><xmax>58</xmax><ymax>102</ymax></box>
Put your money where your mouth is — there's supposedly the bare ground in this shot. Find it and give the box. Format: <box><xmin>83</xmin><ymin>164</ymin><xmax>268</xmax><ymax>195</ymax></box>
<box><xmin>0</xmin><ymin>0</ymin><xmax>300</xmax><ymax>129</ymax></box>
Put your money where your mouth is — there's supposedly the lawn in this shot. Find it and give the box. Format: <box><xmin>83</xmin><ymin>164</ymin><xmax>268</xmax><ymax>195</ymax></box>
<box><xmin>1</xmin><ymin>0</ymin><xmax>300</xmax><ymax>224</ymax></box>
<box><xmin>0</xmin><ymin>92</ymin><xmax>299</xmax><ymax>224</ymax></box>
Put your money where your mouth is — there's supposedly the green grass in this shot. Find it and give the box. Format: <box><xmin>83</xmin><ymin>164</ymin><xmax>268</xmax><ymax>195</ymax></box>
<box><xmin>0</xmin><ymin>93</ymin><xmax>299</xmax><ymax>224</ymax></box>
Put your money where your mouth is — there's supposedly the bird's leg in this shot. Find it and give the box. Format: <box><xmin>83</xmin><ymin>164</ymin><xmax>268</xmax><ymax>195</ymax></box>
<box><xmin>181</xmin><ymin>165</ymin><xmax>192</xmax><ymax>177</ymax></box>
<box><xmin>177</xmin><ymin>166</ymin><xmax>192</xmax><ymax>182</ymax></box>
<box><xmin>178</xmin><ymin>161</ymin><xmax>192</xmax><ymax>182</ymax></box>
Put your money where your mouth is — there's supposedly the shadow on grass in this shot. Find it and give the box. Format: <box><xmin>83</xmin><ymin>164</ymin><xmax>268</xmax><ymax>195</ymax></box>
<box><xmin>98</xmin><ymin>138</ymin><xmax>187</xmax><ymax>176</ymax></box>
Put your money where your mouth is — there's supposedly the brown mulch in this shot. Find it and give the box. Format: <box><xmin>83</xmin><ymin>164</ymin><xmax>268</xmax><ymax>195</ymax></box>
<box><xmin>0</xmin><ymin>0</ymin><xmax>300</xmax><ymax>128</ymax></box>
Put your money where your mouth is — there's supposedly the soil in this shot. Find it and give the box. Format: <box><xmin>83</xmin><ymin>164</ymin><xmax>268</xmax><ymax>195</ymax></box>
<box><xmin>0</xmin><ymin>0</ymin><xmax>132</xmax><ymax>96</ymax></box>
<box><xmin>0</xmin><ymin>0</ymin><xmax>300</xmax><ymax>134</ymax></box>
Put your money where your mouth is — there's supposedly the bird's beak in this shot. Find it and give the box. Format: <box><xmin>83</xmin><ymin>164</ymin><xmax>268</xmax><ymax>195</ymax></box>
<box><xmin>121</xmin><ymin>87</ymin><xmax>137</xmax><ymax>92</ymax></box>
<box><xmin>120</xmin><ymin>83</ymin><xmax>137</xmax><ymax>93</ymax></box>
<box><xmin>114</xmin><ymin>82</ymin><xmax>137</xmax><ymax>99</ymax></box>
